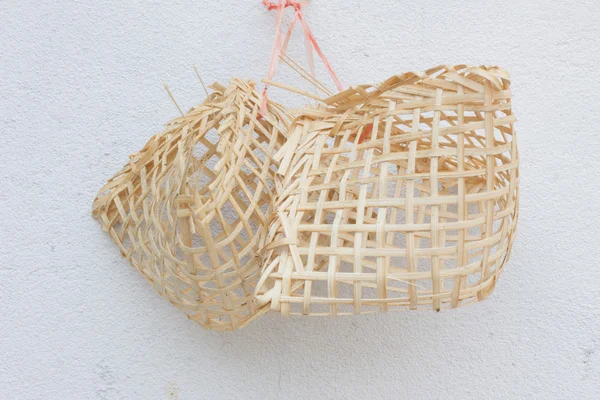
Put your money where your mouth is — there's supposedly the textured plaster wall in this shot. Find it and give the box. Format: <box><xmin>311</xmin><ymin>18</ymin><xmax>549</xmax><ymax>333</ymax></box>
<box><xmin>2</xmin><ymin>0</ymin><xmax>600</xmax><ymax>399</ymax></box>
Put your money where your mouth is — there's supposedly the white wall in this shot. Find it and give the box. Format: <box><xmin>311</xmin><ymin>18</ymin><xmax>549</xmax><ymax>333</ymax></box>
<box><xmin>2</xmin><ymin>1</ymin><xmax>599</xmax><ymax>399</ymax></box>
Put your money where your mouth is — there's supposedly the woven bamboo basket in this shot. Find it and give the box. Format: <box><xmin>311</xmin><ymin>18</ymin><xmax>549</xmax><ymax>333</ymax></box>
<box><xmin>92</xmin><ymin>79</ymin><xmax>290</xmax><ymax>330</ymax></box>
<box><xmin>255</xmin><ymin>64</ymin><xmax>519</xmax><ymax>316</ymax></box>
<box><xmin>93</xmin><ymin>64</ymin><xmax>519</xmax><ymax>330</ymax></box>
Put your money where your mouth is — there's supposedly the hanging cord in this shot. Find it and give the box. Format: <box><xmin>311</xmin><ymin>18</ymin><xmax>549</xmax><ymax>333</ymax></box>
<box><xmin>260</xmin><ymin>0</ymin><xmax>344</xmax><ymax>116</ymax></box>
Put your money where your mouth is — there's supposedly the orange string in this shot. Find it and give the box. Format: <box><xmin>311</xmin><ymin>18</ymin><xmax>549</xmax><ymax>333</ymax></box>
<box><xmin>260</xmin><ymin>0</ymin><xmax>343</xmax><ymax>116</ymax></box>
<box><xmin>262</xmin><ymin>0</ymin><xmax>303</xmax><ymax>11</ymax></box>
<box><xmin>358</xmin><ymin>123</ymin><xmax>374</xmax><ymax>144</ymax></box>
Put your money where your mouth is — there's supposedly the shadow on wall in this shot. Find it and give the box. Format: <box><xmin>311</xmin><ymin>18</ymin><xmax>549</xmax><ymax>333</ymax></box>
<box><xmin>192</xmin><ymin>297</ymin><xmax>517</xmax><ymax>361</ymax></box>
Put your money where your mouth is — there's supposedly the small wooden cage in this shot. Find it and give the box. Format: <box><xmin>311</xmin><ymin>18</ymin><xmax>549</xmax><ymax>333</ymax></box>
<box><xmin>94</xmin><ymin>65</ymin><xmax>519</xmax><ymax>329</ymax></box>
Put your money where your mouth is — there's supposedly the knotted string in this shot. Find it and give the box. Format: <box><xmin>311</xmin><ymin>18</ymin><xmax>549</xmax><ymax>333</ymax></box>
<box><xmin>260</xmin><ymin>0</ymin><xmax>344</xmax><ymax>116</ymax></box>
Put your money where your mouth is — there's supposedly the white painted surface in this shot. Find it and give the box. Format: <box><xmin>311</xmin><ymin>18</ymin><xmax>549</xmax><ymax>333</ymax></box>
<box><xmin>2</xmin><ymin>0</ymin><xmax>599</xmax><ymax>398</ymax></box>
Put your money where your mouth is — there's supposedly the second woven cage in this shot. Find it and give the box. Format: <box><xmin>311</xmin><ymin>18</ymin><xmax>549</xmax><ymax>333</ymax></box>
<box><xmin>256</xmin><ymin>65</ymin><xmax>519</xmax><ymax>316</ymax></box>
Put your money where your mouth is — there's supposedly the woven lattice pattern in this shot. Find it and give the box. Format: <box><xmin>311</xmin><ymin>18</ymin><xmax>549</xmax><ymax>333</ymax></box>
<box><xmin>94</xmin><ymin>65</ymin><xmax>519</xmax><ymax>330</ymax></box>
<box><xmin>256</xmin><ymin>65</ymin><xmax>519</xmax><ymax>316</ymax></box>
<box><xmin>92</xmin><ymin>79</ymin><xmax>290</xmax><ymax>330</ymax></box>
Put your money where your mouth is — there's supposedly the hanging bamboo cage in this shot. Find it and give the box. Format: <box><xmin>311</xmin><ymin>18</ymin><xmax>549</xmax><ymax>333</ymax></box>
<box><xmin>93</xmin><ymin>2</ymin><xmax>518</xmax><ymax>331</ymax></box>
<box><xmin>255</xmin><ymin>65</ymin><xmax>519</xmax><ymax>316</ymax></box>
<box><xmin>93</xmin><ymin>65</ymin><xmax>518</xmax><ymax>330</ymax></box>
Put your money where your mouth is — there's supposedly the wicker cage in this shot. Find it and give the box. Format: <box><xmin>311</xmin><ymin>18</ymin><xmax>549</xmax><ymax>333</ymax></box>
<box><xmin>94</xmin><ymin>64</ymin><xmax>519</xmax><ymax>330</ymax></box>
<box><xmin>92</xmin><ymin>79</ymin><xmax>290</xmax><ymax>330</ymax></box>
<box><xmin>255</xmin><ymin>65</ymin><xmax>519</xmax><ymax>316</ymax></box>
